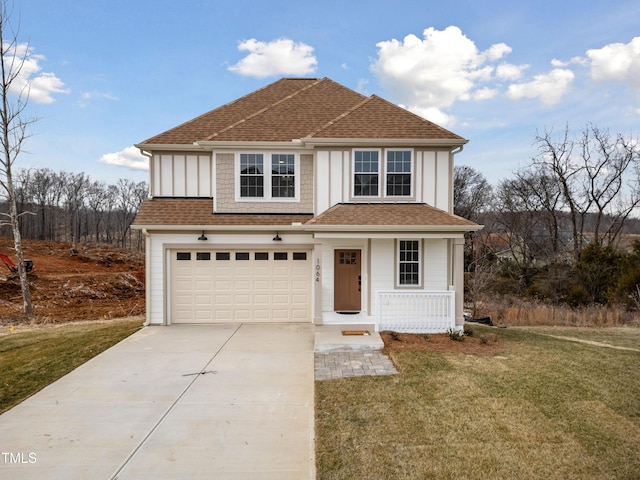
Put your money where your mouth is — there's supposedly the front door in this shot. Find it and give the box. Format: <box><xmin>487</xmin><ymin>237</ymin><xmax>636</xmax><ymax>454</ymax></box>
<box><xmin>334</xmin><ymin>249</ymin><xmax>361</xmax><ymax>311</ymax></box>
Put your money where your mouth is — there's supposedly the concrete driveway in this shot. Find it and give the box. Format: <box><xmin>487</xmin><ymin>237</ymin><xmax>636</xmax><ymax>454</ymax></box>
<box><xmin>0</xmin><ymin>323</ymin><xmax>315</xmax><ymax>479</ymax></box>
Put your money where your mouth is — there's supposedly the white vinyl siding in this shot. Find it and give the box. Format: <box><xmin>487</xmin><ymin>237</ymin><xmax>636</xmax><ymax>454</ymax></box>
<box><xmin>151</xmin><ymin>153</ymin><xmax>213</xmax><ymax>198</ymax></box>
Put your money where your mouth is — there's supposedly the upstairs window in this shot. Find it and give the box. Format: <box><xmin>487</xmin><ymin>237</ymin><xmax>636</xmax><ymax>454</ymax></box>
<box><xmin>237</xmin><ymin>152</ymin><xmax>299</xmax><ymax>201</ymax></box>
<box><xmin>271</xmin><ymin>154</ymin><xmax>295</xmax><ymax>198</ymax></box>
<box><xmin>240</xmin><ymin>154</ymin><xmax>264</xmax><ymax>197</ymax></box>
<box><xmin>354</xmin><ymin>150</ymin><xmax>380</xmax><ymax>197</ymax></box>
<box><xmin>398</xmin><ymin>240</ymin><xmax>420</xmax><ymax>286</ymax></box>
<box><xmin>386</xmin><ymin>150</ymin><xmax>412</xmax><ymax>196</ymax></box>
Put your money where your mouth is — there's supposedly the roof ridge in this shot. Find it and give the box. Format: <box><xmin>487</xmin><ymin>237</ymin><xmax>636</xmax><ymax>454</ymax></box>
<box><xmin>306</xmin><ymin>95</ymin><xmax>374</xmax><ymax>139</ymax></box>
<box><xmin>202</xmin><ymin>78</ymin><xmax>326</xmax><ymax>141</ymax></box>
<box><xmin>141</xmin><ymin>79</ymin><xmax>302</xmax><ymax>144</ymax></box>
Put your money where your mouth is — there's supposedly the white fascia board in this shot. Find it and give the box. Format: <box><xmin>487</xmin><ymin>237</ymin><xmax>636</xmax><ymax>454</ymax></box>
<box><xmin>313</xmin><ymin>232</ymin><xmax>467</xmax><ymax>239</ymax></box>
<box><xmin>132</xmin><ymin>224</ymin><xmax>309</xmax><ymax>232</ymax></box>
<box><xmin>134</xmin><ymin>143</ymin><xmax>207</xmax><ymax>152</ymax></box>
<box><xmin>300</xmin><ymin>137</ymin><xmax>469</xmax><ymax>148</ymax></box>
<box><xmin>308</xmin><ymin>224</ymin><xmax>483</xmax><ymax>233</ymax></box>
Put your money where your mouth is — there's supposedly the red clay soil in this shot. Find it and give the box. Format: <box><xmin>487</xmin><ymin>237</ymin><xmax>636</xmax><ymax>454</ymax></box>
<box><xmin>381</xmin><ymin>330</ymin><xmax>506</xmax><ymax>355</ymax></box>
<box><xmin>0</xmin><ymin>238</ymin><xmax>145</xmax><ymax>324</ymax></box>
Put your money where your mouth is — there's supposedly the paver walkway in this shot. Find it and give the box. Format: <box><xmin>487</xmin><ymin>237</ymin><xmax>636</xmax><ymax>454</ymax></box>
<box><xmin>314</xmin><ymin>351</ymin><xmax>398</xmax><ymax>381</ymax></box>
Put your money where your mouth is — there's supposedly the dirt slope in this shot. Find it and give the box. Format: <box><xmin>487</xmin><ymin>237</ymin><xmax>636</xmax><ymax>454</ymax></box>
<box><xmin>0</xmin><ymin>238</ymin><xmax>145</xmax><ymax>324</ymax></box>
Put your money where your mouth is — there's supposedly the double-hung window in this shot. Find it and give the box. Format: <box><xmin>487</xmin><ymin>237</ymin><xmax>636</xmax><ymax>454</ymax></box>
<box><xmin>240</xmin><ymin>153</ymin><xmax>264</xmax><ymax>198</ymax></box>
<box><xmin>354</xmin><ymin>150</ymin><xmax>380</xmax><ymax>197</ymax></box>
<box><xmin>271</xmin><ymin>154</ymin><xmax>295</xmax><ymax>198</ymax></box>
<box><xmin>353</xmin><ymin>149</ymin><xmax>412</xmax><ymax>198</ymax></box>
<box><xmin>386</xmin><ymin>150</ymin><xmax>412</xmax><ymax>196</ymax></box>
<box><xmin>238</xmin><ymin>153</ymin><xmax>298</xmax><ymax>200</ymax></box>
<box><xmin>398</xmin><ymin>240</ymin><xmax>420</xmax><ymax>286</ymax></box>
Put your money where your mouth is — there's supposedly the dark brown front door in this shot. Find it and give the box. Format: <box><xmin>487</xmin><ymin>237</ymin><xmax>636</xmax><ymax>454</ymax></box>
<box><xmin>334</xmin><ymin>249</ymin><xmax>361</xmax><ymax>311</ymax></box>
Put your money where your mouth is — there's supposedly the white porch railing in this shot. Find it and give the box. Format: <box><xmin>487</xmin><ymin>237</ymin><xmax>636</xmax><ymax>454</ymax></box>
<box><xmin>378</xmin><ymin>291</ymin><xmax>456</xmax><ymax>333</ymax></box>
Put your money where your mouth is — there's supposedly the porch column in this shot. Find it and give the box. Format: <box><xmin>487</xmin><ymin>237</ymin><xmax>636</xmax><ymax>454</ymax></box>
<box><xmin>312</xmin><ymin>242</ymin><xmax>323</xmax><ymax>324</ymax></box>
<box><xmin>453</xmin><ymin>237</ymin><xmax>465</xmax><ymax>327</ymax></box>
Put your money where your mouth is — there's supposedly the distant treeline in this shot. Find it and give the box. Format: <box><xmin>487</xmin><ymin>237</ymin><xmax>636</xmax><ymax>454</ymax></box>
<box><xmin>0</xmin><ymin>168</ymin><xmax>148</xmax><ymax>250</ymax></box>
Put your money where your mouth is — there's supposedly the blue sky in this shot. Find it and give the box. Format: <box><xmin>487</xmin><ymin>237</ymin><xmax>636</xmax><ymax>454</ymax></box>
<box><xmin>11</xmin><ymin>0</ymin><xmax>640</xmax><ymax>186</ymax></box>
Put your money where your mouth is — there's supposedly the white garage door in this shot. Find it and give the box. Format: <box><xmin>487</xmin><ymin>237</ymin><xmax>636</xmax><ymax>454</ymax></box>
<box><xmin>170</xmin><ymin>249</ymin><xmax>311</xmax><ymax>323</ymax></box>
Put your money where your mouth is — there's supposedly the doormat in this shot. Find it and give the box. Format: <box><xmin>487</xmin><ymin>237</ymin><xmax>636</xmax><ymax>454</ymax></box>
<box><xmin>342</xmin><ymin>330</ymin><xmax>370</xmax><ymax>336</ymax></box>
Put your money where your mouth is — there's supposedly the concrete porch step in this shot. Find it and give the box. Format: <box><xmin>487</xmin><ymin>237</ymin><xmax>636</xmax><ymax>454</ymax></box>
<box><xmin>314</xmin><ymin>324</ymin><xmax>384</xmax><ymax>353</ymax></box>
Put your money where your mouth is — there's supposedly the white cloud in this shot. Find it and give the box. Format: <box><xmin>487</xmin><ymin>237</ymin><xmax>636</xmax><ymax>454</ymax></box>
<box><xmin>496</xmin><ymin>63</ymin><xmax>528</xmax><ymax>81</ymax></box>
<box><xmin>472</xmin><ymin>87</ymin><xmax>498</xmax><ymax>101</ymax></box>
<box><xmin>483</xmin><ymin>43</ymin><xmax>512</xmax><ymax>61</ymax></box>
<box><xmin>506</xmin><ymin>68</ymin><xmax>575</xmax><ymax>105</ymax></box>
<box><xmin>4</xmin><ymin>43</ymin><xmax>69</xmax><ymax>103</ymax></box>
<box><xmin>77</xmin><ymin>91</ymin><xmax>119</xmax><ymax>108</ymax></box>
<box><xmin>99</xmin><ymin>146</ymin><xmax>148</xmax><ymax>171</ymax></box>
<box><xmin>587</xmin><ymin>36</ymin><xmax>640</xmax><ymax>89</ymax></box>
<box><xmin>371</xmin><ymin>26</ymin><xmax>518</xmax><ymax>126</ymax></box>
<box><xmin>552</xmin><ymin>56</ymin><xmax>590</xmax><ymax>68</ymax></box>
<box><xmin>228</xmin><ymin>38</ymin><xmax>317</xmax><ymax>78</ymax></box>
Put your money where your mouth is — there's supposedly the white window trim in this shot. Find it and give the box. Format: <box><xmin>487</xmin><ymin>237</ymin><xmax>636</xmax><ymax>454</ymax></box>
<box><xmin>235</xmin><ymin>152</ymin><xmax>300</xmax><ymax>202</ymax></box>
<box><xmin>352</xmin><ymin>148</ymin><xmax>382</xmax><ymax>198</ymax></box>
<box><xmin>396</xmin><ymin>239</ymin><xmax>422</xmax><ymax>288</ymax></box>
<box><xmin>385</xmin><ymin>149</ymin><xmax>414</xmax><ymax>198</ymax></box>
<box><xmin>351</xmin><ymin>148</ymin><xmax>414</xmax><ymax>199</ymax></box>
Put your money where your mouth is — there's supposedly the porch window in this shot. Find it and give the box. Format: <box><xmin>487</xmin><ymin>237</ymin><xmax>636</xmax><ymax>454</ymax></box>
<box><xmin>354</xmin><ymin>150</ymin><xmax>380</xmax><ymax>196</ymax></box>
<box><xmin>398</xmin><ymin>240</ymin><xmax>420</xmax><ymax>286</ymax></box>
<box><xmin>386</xmin><ymin>150</ymin><xmax>412</xmax><ymax>196</ymax></box>
<box><xmin>240</xmin><ymin>153</ymin><xmax>264</xmax><ymax>197</ymax></box>
<box><xmin>271</xmin><ymin>154</ymin><xmax>295</xmax><ymax>198</ymax></box>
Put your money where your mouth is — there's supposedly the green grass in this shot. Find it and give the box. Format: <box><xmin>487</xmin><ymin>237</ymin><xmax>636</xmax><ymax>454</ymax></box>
<box><xmin>0</xmin><ymin>318</ymin><xmax>144</xmax><ymax>414</ymax></box>
<box><xmin>316</xmin><ymin>325</ymin><xmax>640</xmax><ymax>479</ymax></box>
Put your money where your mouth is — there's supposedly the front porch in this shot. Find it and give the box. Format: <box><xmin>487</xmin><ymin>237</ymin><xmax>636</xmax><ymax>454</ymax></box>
<box><xmin>318</xmin><ymin>290</ymin><xmax>459</xmax><ymax>335</ymax></box>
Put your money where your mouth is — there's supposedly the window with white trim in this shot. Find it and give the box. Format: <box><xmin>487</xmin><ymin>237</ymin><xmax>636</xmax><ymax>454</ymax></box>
<box><xmin>386</xmin><ymin>150</ymin><xmax>412</xmax><ymax>196</ymax></box>
<box><xmin>398</xmin><ymin>240</ymin><xmax>420</xmax><ymax>286</ymax></box>
<box><xmin>353</xmin><ymin>150</ymin><xmax>380</xmax><ymax>197</ymax></box>
<box><xmin>237</xmin><ymin>153</ymin><xmax>299</xmax><ymax>200</ymax></box>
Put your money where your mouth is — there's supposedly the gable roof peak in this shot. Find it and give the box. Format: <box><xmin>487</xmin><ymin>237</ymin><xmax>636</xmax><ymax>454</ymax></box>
<box><xmin>139</xmin><ymin>76</ymin><xmax>465</xmax><ymax>146</ymax></box>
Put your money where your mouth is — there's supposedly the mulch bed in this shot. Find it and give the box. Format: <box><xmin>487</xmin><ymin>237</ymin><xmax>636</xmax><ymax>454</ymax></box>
<box><xmin>381</xmin><ymin>330</ymin><xmax>507</xmax><ymax>355</ymax></box>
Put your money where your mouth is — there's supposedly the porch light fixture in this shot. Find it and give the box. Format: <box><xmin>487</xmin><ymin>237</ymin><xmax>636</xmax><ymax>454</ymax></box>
<box><xmin>198</xmin><ymin>231</ymin><xmax>208</xmax><ymax>241</ymax></box>
<box><xmin>273</xmin><ymin>232</ymin><xmax>282</xmax><ymax>241</ymax></box>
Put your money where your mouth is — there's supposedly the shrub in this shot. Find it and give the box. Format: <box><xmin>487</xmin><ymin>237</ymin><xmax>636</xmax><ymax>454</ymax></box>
<box><xmin>447</xmin><ymin>328</ymin><xmax>465</xmax><ymax>341</ymax></box>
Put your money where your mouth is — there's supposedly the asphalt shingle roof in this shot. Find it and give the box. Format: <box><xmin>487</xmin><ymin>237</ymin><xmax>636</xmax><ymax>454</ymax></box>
<box><xmin>139</xmin><ymin>77</ymin><xmax>465</xmax><ymax>145</ymax></box>
<box><xmin>306</xmin><ymin>203</ymin><xmax>478</xmax><ymax>228</ymax></box>
<box><xmin>133</xmin><ymin>199</ymin><xmax>479</xmax><ymax>231</ymax></box>
<box><xmin>132</xmin><ymin>198</ymin><xmax>314</xmax><ymax>227</ymax></box>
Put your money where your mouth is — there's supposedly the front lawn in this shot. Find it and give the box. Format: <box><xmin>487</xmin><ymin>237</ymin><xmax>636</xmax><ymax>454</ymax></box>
<box><xmin>315</xmin><ymin>325</ymin><xmax>640</xmax><ymax>479</ymax></box>
<box><xmin>0</xmin><ymin>318</ymin><xmax>144</xmax><ymax>414</ymax></box>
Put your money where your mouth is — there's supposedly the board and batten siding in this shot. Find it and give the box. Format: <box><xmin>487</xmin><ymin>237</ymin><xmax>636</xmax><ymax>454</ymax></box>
<box><xmin>315</xmin><ymin>149</ymin><xmax>454</xmax><ymax>215</ymax></box>
<box><xmin>151</xmin><ymin>153</ymin><xmax>214</xmax><ymax>197</ymax></box>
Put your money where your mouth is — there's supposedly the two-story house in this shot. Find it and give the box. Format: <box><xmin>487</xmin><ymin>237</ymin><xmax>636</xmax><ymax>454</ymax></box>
<box><xmin>132</xmin><ymin>77</ymin><xmax>482</xmax><ymax>333</ymax></box>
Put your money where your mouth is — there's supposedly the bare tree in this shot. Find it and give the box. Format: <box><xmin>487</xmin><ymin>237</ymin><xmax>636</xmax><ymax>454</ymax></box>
<box><xmin>579</xmin><ymin>125</ymin><xmax>640</xmax><ymax>247</ymax></box>
<box><xmin>0</xmin><ymin>2</ymin><xmax>35</xmax><ymax>316</ymax></box>
<box><xmin>453</xmin><ymin>165</ymin><xmax>492</xmax><ymax>222</ymax></box>
<box><xmin>531</xmin><ymin>124</ymin><xmax>640</xmax><ymax>261</ymax></box>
